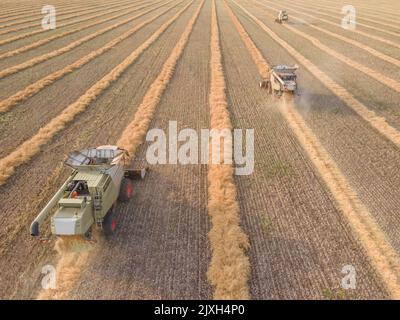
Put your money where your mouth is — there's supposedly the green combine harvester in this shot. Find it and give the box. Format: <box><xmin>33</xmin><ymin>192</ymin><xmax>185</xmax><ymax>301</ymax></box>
<box><xmin>30</xmin><ymin>145</ymin><xmax>146</xmax><ymax>239</ymax></box>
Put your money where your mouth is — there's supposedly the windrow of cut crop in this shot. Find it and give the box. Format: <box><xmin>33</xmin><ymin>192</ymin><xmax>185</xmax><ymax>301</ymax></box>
<box><xmin>0</xmin><ymin>0</ymin><xmax>158</xmax><ymax>47</ymax></box>
<box><xmin>260</xmin><ymin>0</ymin><xmax>400</xmax><ymax>50</ymax></box>
<box><xmin>278</xmin><ymin>0</ymin><xmax>400</xmax><ymax>38</ymax></box>
<box><xmin>0</xmin><ymin>0</ymin><xmax>134</xmax><ymax>36</ymax></box>
<box><xmin>256</xmin><ymin>0</ymin><xmax>400</xmax><ymax>68</ymax></box>
<box><xmin>327</xmin><ymin>5</ymin><xmax>400</xmax><ymax>27</ymax></box>
<box><xmin>0</xmin><ymin>0</ymin><xmax>160</xmax><ymax>60</ymax></box>
<box><xmin>315</xmin><ymin>0</ymin><xmax>400</xmax><ymax>19</ymax></box>
<box><xmin>204</xmin><ymin>0</ymin><xmax>250</xmax><ymax>300</ymax></box>
<box><xmin>0</xmin><ymin>3</ymin><xmax>79</xmax><ymax>22</ymax></box>
<box><xmin>0</xmin><ymin>0</ymin><xmax>106</xmax><ymax>21</ymax></box>
<box><xmin>38</xmin><ymin>0</ymin><xmax>204</xmax><ymax>300</ymax></box>
<box><xmin>281</xmin><ymin>96</ymin><xmax>400</xmax><ymax>299</ymax></box>
<box><xmin>0</xmin><ymin>0</ymin><xmax>174</xmax><ymax>78</ymax></box>
<box><xmin>117</xmin><ymin>0</ymin><xmax>204</xmax><ymax>156</ymax></box>
<box><xmin>0</xmin><ymin>0</ymin><xmax>184</xmax><ymax>113</ymax></box>
<box><xmin>251</xmin><ymin>0</ymin><xmax>400</xmax><ymax>93</ymax></box>
<box><xmin>231</xmin><ymin>0</ymin><xmax>400</xmax><ymax>154</ymax></box>
<box><xmin>223</xmin><ymin>0</ymin><xmax>269</xmax><ymax>78</ymax></box>
<box><xmin>0</xmin><ymin>0</ymin><xmax>194</xmax><ymax>186</ymax></box>
<box><xmin>227</xmin><ymin>0</ymin><xmax>400</xmax><ymax>299</ymax></box>
<box><xmin>0</xmin><ymin>0</ymin><xmax>133</xmax><ymax>29</ymax></box>
<box><xmin>282</xmin><ymin>0</ymin><xmax>400</xmax><ymax>34</ymax></box>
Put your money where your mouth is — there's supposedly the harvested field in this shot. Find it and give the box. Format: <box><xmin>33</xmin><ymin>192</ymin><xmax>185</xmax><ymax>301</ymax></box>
<box><xmin>1</xmin><ymin>0</ymin><xmax>400</xmax><ymax>300</ymax></box>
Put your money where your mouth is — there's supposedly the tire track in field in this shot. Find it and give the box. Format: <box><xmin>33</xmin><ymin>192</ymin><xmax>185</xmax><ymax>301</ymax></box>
<box><xmin>0</xmin><ymin>0</ymin><xmax>131</xmax><ymax>29</ymax></box>
<box><xmin>0</xmin><ymin>1</ymin><xmax>154</xmax><ymax>46</ymax></box>
<box><xmin>38</xmin><ymin>0</ymin><xmax>203</xmax><ymax>300</ymax></box>
<box><xmin>0</xmin><ymin>0</ymin><xmax>183</xmax><ymax>113</ymax></box>
<box><xmin>276</xmin><ymin>0</ymin><xmax>400</xmax><ymax>38</ymax></box>
<box><xmin>259</xmin><ymin>0</ymin><xmax>400</xmax><ymax>50</ymax></box>
<box><xmin>226</xmin><ymin>0</ymin><xmax>400</xmax><ymax>299</ymax></box>
<box><xmin>0</xmin><ymin>0</ymin><xmax>193</xmax><ymax>187</ymax></box>
<box><xmin>0</xmin><ymin>0</ymin><xmax>156</xmax><ymax>60</ymax></box>
<box><xmin>231</xmin><ymin>0</ymin><xmax>400</xmax><ymax>154</ymax></box>
<box><xmin>258</xmin><ymin>0</ymin><xmax>400</xmax><ymax>68</ymax></box>
<box><xmin>0</xmin><ymin>0</ymin><xmax>172</xmax><ymax>78</ymax></box>
<box><xmin>0</xmin><ymin>0</ymin><xmax>134</xmax><ymax>36</ymax></box>
<box><xmin>251</xmin><ymin>0</ymin><xmax>400</xmax><ymax>93</ymax></box>
<box><xmin>202</xmin><ymin>0</ymin><xmax>250</xmax><ymax>300</ymax></box>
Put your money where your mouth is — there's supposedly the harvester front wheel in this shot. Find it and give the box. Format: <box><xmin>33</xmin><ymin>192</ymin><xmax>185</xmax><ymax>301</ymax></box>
<box><xmin>119</xmin><ymin>178</ymin><xmax>133</xmax><ymax>202</ymax></box>
<box><xmin>103</xmin><ymin>205</ymin><xmax>117</xmax><ymax>236</ymax></box>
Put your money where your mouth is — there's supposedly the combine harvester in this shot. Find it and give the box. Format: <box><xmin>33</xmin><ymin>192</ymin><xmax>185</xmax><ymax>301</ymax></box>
<box><xmin>259</xmin><ymin>65</ymin><xmax>298</xmax><ymax>97</ymax></box>
<box><xmin>275</xmin><ymin>10</ymin><xmax>289</xmax><ymax>24</ymax></box>
<box><xmin>30</xmin><ymin>146</ymin><xmax>147</xmax><ymax>240</ymax></box>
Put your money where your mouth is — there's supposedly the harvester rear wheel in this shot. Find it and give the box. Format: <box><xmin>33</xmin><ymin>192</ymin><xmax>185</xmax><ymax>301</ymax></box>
<box><xmin>103</xmin><ymin>205</ymin><xmax>117</xmax><ymax>236</ymax></box>
<box><xmin>118</xmin><ymin>178</ymin><xmax>133</xmax><ymax>202</ymax></box>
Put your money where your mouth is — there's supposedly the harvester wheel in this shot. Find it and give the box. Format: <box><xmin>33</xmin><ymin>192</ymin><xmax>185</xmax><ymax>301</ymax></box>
<box><xmin>118</xmin><ymin>178</ymin><xmax>133</xmax><ymax>202</ymax></box>
<box><xmin>103</xmin><ymin>205</ymin><xmax>117</xmax><ymax>236</ymax></box>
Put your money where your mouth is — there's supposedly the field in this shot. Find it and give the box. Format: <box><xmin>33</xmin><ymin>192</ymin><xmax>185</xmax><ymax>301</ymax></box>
<box><xmin>0</xmin><ymin>0</ymin><xmax>399</xmax><ymax>299</ymax></box>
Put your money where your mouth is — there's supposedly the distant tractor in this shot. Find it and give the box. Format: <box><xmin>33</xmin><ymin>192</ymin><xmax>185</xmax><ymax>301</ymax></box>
<box><xmin>30</xmin><ymin>145</ymin><xmax>147</xmax><ymax>239</ymax></box>
<box><xmin>259</xmin><ymin>65</ymin><xmax>298</xmax><ymax>97</ymax></box>
<box><xmin>275</xmin><ymin>10</ymin><xmax>288</xmax><ymax>23</ymax></box>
